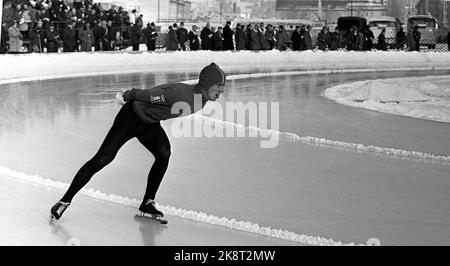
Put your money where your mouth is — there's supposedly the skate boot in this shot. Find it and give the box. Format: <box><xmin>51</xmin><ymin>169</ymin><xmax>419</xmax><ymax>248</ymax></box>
<box><xmin>50</xmin><ymin>201</ymin><xmax>70</xmax><ymax>223</ymax></box>
<box><xmin>136</xmin><ymin>199</ymin><xmax>167</xmax><ymax>224</ymax></box>
<box><xmin>139</xmin><ymin>199</ymin><xmax>164</xmax><ymax>218</ymax></box>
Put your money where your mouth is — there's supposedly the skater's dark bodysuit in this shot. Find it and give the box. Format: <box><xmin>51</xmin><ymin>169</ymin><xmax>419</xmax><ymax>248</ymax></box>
<box><xmin>60</xmin><ymin>102</ymin><xmax>171</xmax><ymax>203</ymax></box>
<box><xmin>51</xmin><ymin>63</ymin><xmax>226</xmax><ymax>220</ymax></box>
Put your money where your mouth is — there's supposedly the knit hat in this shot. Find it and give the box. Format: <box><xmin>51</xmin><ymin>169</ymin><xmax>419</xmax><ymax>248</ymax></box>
<box><xmin>198</xmin><ymin>63</ymin><xmax>226</xmax><ymax>90</ymax></box>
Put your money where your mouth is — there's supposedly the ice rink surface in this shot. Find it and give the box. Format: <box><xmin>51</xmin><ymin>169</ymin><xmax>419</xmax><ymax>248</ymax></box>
<box><xmin>1</xmin><ymin>68</ymin><xmax>449</xmax><ymax>245</ymax></box>
<box><xmin>0</xmin><ymin>174</ymin><xmax>301</xmax><ymax>246</ymax></box>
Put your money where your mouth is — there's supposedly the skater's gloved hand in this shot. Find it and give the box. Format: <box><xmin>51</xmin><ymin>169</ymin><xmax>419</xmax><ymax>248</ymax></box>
<box><xmin>115</xmin><ymin>90</ymin><xmax>127</xmax><ymax>105</ymax></box>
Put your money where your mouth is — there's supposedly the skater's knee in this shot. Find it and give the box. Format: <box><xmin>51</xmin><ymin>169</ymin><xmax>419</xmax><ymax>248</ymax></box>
<box><xmin>95</xmin><ymin>152</ymin><xmax>116</xmax><ymax>166</ymax></box>
<box><xmin>155</xmin><ymin>147</ymin><xmax>171</xmax><ymax>162</ymax></box>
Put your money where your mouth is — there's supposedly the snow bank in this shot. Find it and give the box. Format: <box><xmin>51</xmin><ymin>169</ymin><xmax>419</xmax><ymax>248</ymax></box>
<box><xmin>0</xmin><ymin>165</ymin><xmax>363</xmax><ymax>246</ymax></box>
<box><xmin>416</xmin><ymin>81</ymin><xmax>450</xmax><ymax>98</ymax></box>
<box><xmin>2</xmin><ymin>50</ymin><xmax>450</xmax><ymax>82</ymax></box>
<box><xmin>344</xmin><ymin>81</ymin><xmax>430</xmax><ymax>103</ymax></box>
<box><xmin>324</xmin><ymin>76</ymin><xmax>450</xmax><ymax>123</ymax></box>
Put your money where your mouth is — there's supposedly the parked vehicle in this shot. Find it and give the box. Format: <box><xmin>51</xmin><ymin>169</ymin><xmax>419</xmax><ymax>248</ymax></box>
<box><xmin>368</xmin><ymin>16</ymin><xmax>402</xmax><ymax>48</ymax></box>
<box><xmin>407</xmin><ymin>15</ymin><xmax>439</xmax><ymax>49</ymax></box>
<box><xmin>337</xmin><ymin>16</ymin><xmax>367</xmax><ymax>33</ymax></box>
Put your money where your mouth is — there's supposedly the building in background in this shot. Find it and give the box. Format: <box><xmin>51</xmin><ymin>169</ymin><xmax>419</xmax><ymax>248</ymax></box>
<box><xmin>140</xmin><ymin>0</ymin><xmax>192</xmax><ymax>23</ymax></box>
<box><xmin>415</xmin><ymin>0</ymin><xmax>449</xmax><ymax>29</ymax></box>
<box><xmin>190</xmin><ymin>0</ymin><xmax>244</xmax><ymax>23</ymax></box>
<box><xmin>275</xmin><ymin>0</ymin><xmax>387</xmax><ymax>23</ymax></box>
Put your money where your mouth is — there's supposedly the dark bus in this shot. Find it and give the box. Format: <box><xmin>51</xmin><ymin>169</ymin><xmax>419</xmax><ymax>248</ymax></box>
<box><xmin>337</xmin><ymin>16</ymin><xmax>367</xmax><ymax>33</ymax></box>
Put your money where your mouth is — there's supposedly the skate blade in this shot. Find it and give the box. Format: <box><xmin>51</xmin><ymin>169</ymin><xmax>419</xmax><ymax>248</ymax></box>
<box><xmin>134</xmin><ymin>214</ymin><xmax>168</xmax><ymax>225</ymax></box>
<box><xmin>49</xmin><ymin>214</ymin><xmax>57</xmax><ymax>225</ymax></box>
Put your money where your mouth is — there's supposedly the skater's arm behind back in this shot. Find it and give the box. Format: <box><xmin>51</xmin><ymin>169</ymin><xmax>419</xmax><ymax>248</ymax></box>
<box><xmin>123</xmin><ymin>85</ymin><xmax>172</xmax><ymax>105</ymax></box>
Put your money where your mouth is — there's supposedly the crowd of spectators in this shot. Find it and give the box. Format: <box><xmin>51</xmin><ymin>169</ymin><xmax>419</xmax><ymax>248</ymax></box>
<box><xmin>1</xmin><ymin>0</ymin><xmax>158</xmax><ymax>53</ymax></box>
<box><xmin>1</xmin><ymin>1</ymin><xmax>447</xmax><ymax>54</ymax></box>
<box><xmin>178</xmin><ymin>21</ymin><xmax>427</xmax><ymax>52</ymax></box>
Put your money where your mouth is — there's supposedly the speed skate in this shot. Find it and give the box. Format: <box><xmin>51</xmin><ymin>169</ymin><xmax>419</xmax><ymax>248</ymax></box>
<box><xmin>134</xmin><ymin>213</ymin><xmax>168</xmax><ymax>225</ymax></box>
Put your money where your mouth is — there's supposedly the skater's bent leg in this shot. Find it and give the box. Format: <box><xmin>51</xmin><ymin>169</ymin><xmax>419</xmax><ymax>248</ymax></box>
<box><xmin>60</xmin><ymin>103</ymin><xmax>140</xmax><ymax>203</ymax></box>
<box><xmin>137</xmin><ymin>123</ymin><xmax>171</xmax><ymax>201</ymax></box>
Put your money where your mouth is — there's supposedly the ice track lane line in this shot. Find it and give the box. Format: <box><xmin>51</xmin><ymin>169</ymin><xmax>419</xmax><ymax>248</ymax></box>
<box><xmin>190</xmin><ymin>114</ymin><xmax>450</xmax><ymax>165</ymax></box>
<box><xmin>0</xmin><ymin>165</ymin><xmax>364</xmax><ymax>246</ymax></box>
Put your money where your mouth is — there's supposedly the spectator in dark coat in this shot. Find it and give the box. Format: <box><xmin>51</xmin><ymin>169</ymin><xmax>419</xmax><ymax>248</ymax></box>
<box><xmin>2</xmin><ymin>1</ymin><xmax>15</xmax><ymax>29</ymax></box>
<box><xmin>76</xmin><ymin>7</ymin><xmax>85</xmax><ymax>22</ymax></box>
<box><xmin>303</xmin><ymin>25</ymin><xmax>313</xmax><ymax>50</ymax></box>
<box><xmin>223</xmin><ymin>21</ymin><xmax>234</xmax><ymax>50</ymax></box>
<box><xmin>62</xmin><ymin>22</ymin><xmax>77</xmax><ymax>52</ymax></box>
<box><xmin>412</xmin><ymin>26</ymin><xmax>421</xmax><ymax>52</ymax></box>
<box><xmin>356</xmin><ymin>29</ymin><xmax>364</xmax><ymax>51</ymax></box>
<box><xmin>200</xmin><ymin>23</ymin><xmax>213</xmax><ymax>50</ymax></box>
<box><xmin>275</xmin><ymin>25</ymin><xmax>287</xmax><ymax>51</ymax></box>
<box><xmin>346</xmin><ymin>27</ymin><xmax>355</xmax><ymax>50</ymax></box>
<box><xmin>406</xmin><ymin>27</ymin><xmax>416</xmax><ymax>51</ymax></box>
<box><xmin>291</xmin><ymin>26</ymin><xmax>302</xmax><ymax>51</ymax></box>
<box><xmin>378</xmin><ymin>28</ymin><xmax>387</xmax><ymax>51</ymax></box>
<box><xmin>249</xmin><ymin>25</ymin><xmax>260</xmax><ymax>50</ymax></box>
<box><xmin>111</xmin><ymin>11</ymin><xmax>121</xmax><ymax>28</ymax></box>
<box><xmin>329</xmin><ymin>28</ymin><xmax>339</xmax><ymax>51</ymax></box>
<box><xmin>298</xmin><ymin>25</ymin><xmax>306</xmax><ymax>50</ymax></box>
<box><xmin>188</xmin><ymin>25</ymin><xmax>200</xmax><ymax>51</ymax></box>
<box><xmin>212</xmin><ymin>27</ymin><xmax>223</xmax><ymax>51</ymax></box>
<box><xmin>317</xmin><ymin>27</ymin><xmax>329</xmax><ymax>51</ymax></box>
<box><xmin>396</xmin><ymin>27</ymin><xmax>406</xmax><ymax>49</ymax></box>
<box><xmin>121</xmin><ymin>13</ymin><xmax>130</xmax><ymax>40</ymax></box>
<box><xmin>87</xmin><ymin>9</ymin><xmax>97</xmax><ymax>26</ymax></box>
<box><xmin>265</xmin><ymin>24</ymin><xmax>276</xmax><ymax>50</ymax></box>
<box><xmin>130</xmin><ymin>23</ymin><xmax>142</xmax><ymax>51</ymax></box>
<box><xmin>45</xmin><ymin>24</ymin><xmax>60</xmax><ymax>53</ymax></box>
<box><xmin>136</xmin><ymin>14</ymin><xmax>144</xmax><ymax>29</ymax></box>
<box><xmin>362</xmin><ymin>25</ymin><xmax>374</xmax><ymax>51</ymax></box>
<box><xmin>74</xmin><ymin>0</ymin><xmax>83</xmax><ymax>10</ymax></box>
<box><xmin>79</xmin><ymin>23</ymin><xmax>94</xmax><ymax>52</ymax></box>
<box><xmin>1</xmin><ymin>22</ymin><xmax>9</xmax><ymax>54</ymax></box>
<box><xmin>143</xmin><ymin>22</ymin><xmax>158</xmax><ymax>51</ymax></box>
<box><xmin>326</xmin><ymin>29</ymin><xmax>333</xmax><ymax>50</ymax></box>
<box><xmin>106</xmin><ymin>21</ymin><xmax>116</xmax><ymax>51</ymax></box>
<box><xmin>245</xmin><ymin>24</ymin><xmax>252</xmax><ymax>50</ymax></box>
<box><xmin>448</xmin><ymin>31</ymin><xmax>450</xmax><ymax>52</ymax></box>
<box><xmin>98</xmin><ymin>12</ymin><xmax>109</xmax><ymax>24</ymax></box>
<box><xmin>166</xmin><ymin>25</ymin><xmax>179</xmax><ymax>51</ymax></box>
<box><xmin>176</xmin><ymin>22</ymin><xmax>188</xmax><ymax>50</ymax></box>
<box><xmin>234</xmin><ymin>24</ymin><xmax>246</xmax><ymax>51</ymax></box>
<box><xmin>347</xmin><ymin>26</ymin><xmax>364</xmax><ymax>51</ymax></box>
<box><xmin>258</xmin><ymin>23</ymin><xmax>268</xmax><ymax>50</ymax></box>
<box><xmin>337</xmin><ymin>28</ymin><xmax>347</xmax><ymax>50</ymax></box>
<box><xmin>92</xmin><ymin>21</ymin><xmax>103</xmax><ymax>51</ymax></box>
<box><xmin>100</xmin><ymin>20</ymin><xmax>112</xmax><ymax>51</ymax></box>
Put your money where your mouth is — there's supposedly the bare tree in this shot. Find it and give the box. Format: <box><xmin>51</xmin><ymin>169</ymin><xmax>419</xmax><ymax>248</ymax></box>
<box><xmin>386</xmin><ymin>0</ymin><xmax>408</xmax><ymax>19</ymax></box>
